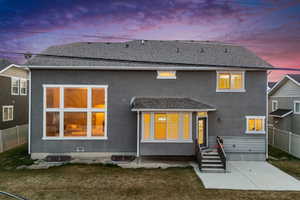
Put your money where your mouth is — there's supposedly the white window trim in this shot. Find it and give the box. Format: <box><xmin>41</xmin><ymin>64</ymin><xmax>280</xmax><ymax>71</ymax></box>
<box><xmin>141</xmin><ymin>112</ymin><xmax>193</xmax><ymax>143</ymax></box>
<box><xmin>43</xmin><ymin>84</ymin><xmax>108</xmax><ymax>140</ymax></box>
<box><xmin>294</xmin><ymin>101</ymin><xmax>300</xmax><ymax>114</ymax></box>
<box><xmin>216</xmin><ymin>71</ymin><xmax>245</xmax><ymax>92</ymax></box>
<box><xmin>11</xmin><ymin>77</ymin><xmax>20</xmax><ymax>95</ymax></box>
<box><xmin>156</xmin><ymin>71</ymin><xmax>177</xmax><ymax>79</ymax></box>
<box><xmin>245</xmin><ymin>116</ymin><xmax>266</xmax><ymax>134</ymax></box>
<box><xmin>2</xmin><ymin>105</ymin><xmax>14</xmax><ymax>122</ymax></box>
<box><xmin>20</xmin><ymin>79</ymin><xmax>27</xmax><ymax>96</ymax></box>
<box><xmin>272</xmin><ymin>100</ymin><xmax>278</xmax><ymax>111</ymax></box>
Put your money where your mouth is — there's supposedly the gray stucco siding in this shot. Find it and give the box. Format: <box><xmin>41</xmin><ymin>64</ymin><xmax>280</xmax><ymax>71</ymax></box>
<box><xmin>30</xmin><ymin>69</ymin><xmax>267</xmax><ymax>155</ymax></box>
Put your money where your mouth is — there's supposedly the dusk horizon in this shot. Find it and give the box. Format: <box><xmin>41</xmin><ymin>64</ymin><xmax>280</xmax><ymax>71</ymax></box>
<box><xmin>1</xmin><ymin>0</ymin><xmax>300</xmax><ymax>81</ymax></box>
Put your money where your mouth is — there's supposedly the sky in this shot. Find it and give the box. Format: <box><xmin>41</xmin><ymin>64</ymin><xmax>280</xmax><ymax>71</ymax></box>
<box><xmin>0</xmin><ymin>0</ymin><xmax>300</xmax><ymax>81</ymax></box>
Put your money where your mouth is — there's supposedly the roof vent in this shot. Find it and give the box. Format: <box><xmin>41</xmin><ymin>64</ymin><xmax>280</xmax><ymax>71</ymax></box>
<box><xmin>200</xmin><ymin>48</ymin><xmax>204</xmax><ymax>53</ymax></box>
<box><xmin>224</xmin><ymin>48</ymin><xmax>228</xmax><ymax>53</ymax></box>
<box><xmin>106</xmin><ymin>42</ymin><xmax>111</xmax><ymax>45</ymax></box>
<box><xmin>125</xmin><ymin>44</ymin><xmax>129</xmax><ymax>48</ymax></box>
<box><xmin>176</xmin><ymin>48</ymin><xmax>179</xmax><ymax>53</ymax></box>
<box><xmin>141</xmin><ymin>40</ymin><xmax>145</xmax><ymax>45</ymax></box>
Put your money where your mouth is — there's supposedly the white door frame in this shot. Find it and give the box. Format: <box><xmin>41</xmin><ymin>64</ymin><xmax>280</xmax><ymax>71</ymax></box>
<box><xmin>196</xmin><ymin>116</ymin><xmax>209</xmax><ymax>148</ymax></box>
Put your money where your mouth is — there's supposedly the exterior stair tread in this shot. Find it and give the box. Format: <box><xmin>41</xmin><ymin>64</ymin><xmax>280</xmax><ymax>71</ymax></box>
<box><xmin>202</xmin><ymin>163</ymin><xmax>224</xmax><ymax>167</ymax></box>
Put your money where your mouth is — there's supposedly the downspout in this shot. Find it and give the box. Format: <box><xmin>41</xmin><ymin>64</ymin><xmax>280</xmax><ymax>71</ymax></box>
<box><xmin>28</xmin><ymin>70</ymin><xmax>31</xmax><ymax>154</ymax></box>
<box><xmin>137</xmin><ymin>111</ymin><xmax>140</xmax><ymax>157</ymax></box>
<box><xmin>266</xmin><ymin>72</ymin><xmax>268</xmax><ymax>160</ymax></box>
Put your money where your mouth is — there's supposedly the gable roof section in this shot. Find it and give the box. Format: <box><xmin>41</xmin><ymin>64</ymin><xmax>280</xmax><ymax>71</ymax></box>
<box><xmin>26</xmin><ymin>40</ymin><xmax>272</xmax><ymax>70</ymax></box>
<box><xmin>0</xmin><ymin>58</ymin><xmax>13</xmax><ymax>71</ymax></box>
<box><xmin>131</xmin><ymin>97</ymin><xmax>216</xmax><ymax>111</ymax></box>
<box><xmin>269</xmin><ymin>74</ymin><xmax>300</xmax><ymax>96</ymax></box>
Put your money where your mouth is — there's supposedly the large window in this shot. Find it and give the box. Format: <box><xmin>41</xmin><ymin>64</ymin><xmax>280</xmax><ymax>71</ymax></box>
<box><xmin>216</xmin><ymin>71</ymin><xmax>245</xmax><ymax>92</ymax></box>
<box><xmin>142</xmin><ymin>112</ymin><xmax>192</xmax><ymax>142</ymax></box>
<box><xmin>246</xmin><ymin>116</ymin><xmax>265</xmax><ymax>134</ymax></box>
<box><xmin>20</xmin><ymin>79</ymin><xmax>27</xmax><ymax>95</ymax></box>
<box><xmin>11</xmin><ymin>78</ymin><xmax>20</xmax><ymax>95</ymax></box>
<box><xmin>294</xmin><ymin>101</ymin><xmax>300</xmax><ymax>114</ymax></box>
<box><xmin>44</xmin><ymin>85</ymin><xmax>107</xmax><ymax>139</ymax></box>
<box><xmin>2</xmin><ymin>105</ymin><xmax>13</xmax><ymax>122</ymax></box>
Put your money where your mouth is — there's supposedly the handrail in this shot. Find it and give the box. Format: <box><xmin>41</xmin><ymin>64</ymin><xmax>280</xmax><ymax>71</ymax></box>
<box><xmin>0</xmin><ymin>191</ymin><xmax>28</xmax><ymax>200</ymax></box>
<box><xmin>195</xmin><ymin>139</ymin><xmax>203</xmax><ymax>170</ymax></box>
<box><xmin>216</xmin><ymin>136</ymin><xmax>226</xmax><ymax>170</ymax></box>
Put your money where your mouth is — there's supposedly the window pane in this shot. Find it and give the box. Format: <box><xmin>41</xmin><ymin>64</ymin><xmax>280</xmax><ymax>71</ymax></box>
<box><xmin>167</xmin><ymin>113</ymin><xmax>179</xmax><ymax>140</ymax></box>
<box><xmin>12</xmin><ymin>79</ymin><xmax>19</xmax><ymax>94</ymax></box>
<box><xmin>46</xmin><ymin>112</ymin><xmax>60</xmax><ymax>137</ymax></box>
<box><xmin>255</xmin><ymin>119</ymin><xmax>263</xmax><ymax>131</ymax></box>
<box><xmin>183</xmin><ymin>113</ymin><xmax>190</xmax><ymax>139</ymax></box>
<box><xmin>3</xmin><ymin>108</ymin><xmax>8</xmax><ymax>121</ymax></box>
<box><xmin>92</xmin><ymin>112</ymin><xmax>105</xmax><ymax>136</ymax></box>
<box><xmin>158</xmin><ymin>71</ymin><xmax>176</xmax><ymax>78</ymax></box>
<box><xmin>8</xmin><ymin>107</ymin><xmax>13</xmax><ymax>120</ymax></box>
<box><xmin>92</xmin><ymin>88</ymin><xmax>105</xmax><ymax>108</ymax></box>
<box><xmin>20</xmin><ymin>80</ymin><xmax>27</xmax><ymax>94</ymax></box>
<box><xmin>64</xmin><ymin>88</ymin><xmax>87</xmax><ymax>108</ymax></box>
<box><xmin>143</xmin><ymin>113</ymin><xmax>151</xmax><ymax>140</ymax></box>
<box><xmin>248</xmin><ymin>119</ymin><xmax>255</xmax><ymax>131</ymax></box>
<box><xmin>296</xmin><ymin>103</ymin><xmax>300</xmax><ymax>112</ymax></box>
<box><xmin>64</xmin><ymin>112</ymin><xmax>87</xmax><ymax>137</ymax></box>
<box><xmin>197</xmin><ymin>112</ymin><xmax>207</xmax><ymax>117</ymax></box>
<box><xmin>231</xmin><ymin>74</ymin><xmax>242</xmax><ymax>89</ymax></box>
<box><xmin>154</xmin><ymin>113</ymin><xmax>167</xmax><ymax>140</ymax></box>
<box><xmin>46</xmin><ymin>88</ymin><xmax>60</xmax><ymax>108</ymax></box>
<box><xmin>218</xmin><ymin>73</ymin><xmax>230</xmax><ymax>89</ymax></box>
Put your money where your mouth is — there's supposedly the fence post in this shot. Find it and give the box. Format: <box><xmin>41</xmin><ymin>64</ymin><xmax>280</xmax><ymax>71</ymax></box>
<box><xmin>16</xmin><ymin>125</ymin><xmax>20</xmax><ymax>145</ymax></box>
<box><xmin>0</xmin><ymin>130</ymin><xmax>3</xmax><ymax>153</ymax></box>
<box><xmin>289</xmin><ymin>132</ymin><xmax>292</xmax><ymax>154</ymax></box>
<box><xmin>273</xmin><ymin>127</ymin><xmax>275</xmax><ymax>145</ymax></box>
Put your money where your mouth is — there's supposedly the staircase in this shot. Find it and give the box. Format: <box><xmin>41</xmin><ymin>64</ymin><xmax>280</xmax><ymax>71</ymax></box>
<box><xmin>200</xmin><ymin>149</ymin><xmax>225</xmax><ymax>172</ymax></box>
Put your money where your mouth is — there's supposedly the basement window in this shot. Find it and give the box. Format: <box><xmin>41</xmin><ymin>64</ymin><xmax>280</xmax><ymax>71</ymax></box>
<box><xmin>246</xmin><ymin>116</ymin><xmax>265</xmax><ymax>134</ymax></box>
<box><xmin>157</xmin><ymin>71</ymin><xmax>176</xmax><ymax>79</ymax></box>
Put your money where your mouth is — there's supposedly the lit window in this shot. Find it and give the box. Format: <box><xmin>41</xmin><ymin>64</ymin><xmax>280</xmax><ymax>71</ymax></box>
<box><xmin>11</xmin><ymin>78</ymin><xmax>19</xmax><ymax>95</ymax></box>
<box><xmin>294</xmin><ymin>101</ymin><xmax>300</xmax><ymax>114</ymax></box>
<box><xmin>142</xmin><ymin>112</ymin><xmax>191</xmax><ymax>141</ymax></box>
<box><xmin>20</xmin><ymin>79</ymin><xmax>27</xmax><ymax>95</ymax></box>
<box><xmin>217</xmin><ymin>71</ymin><xmax>244</xmax><ymax>92</ymax></box>
<box><xmin>157</xmin><ymin>71</ymin><xmax>176</xmax><ymax>79</ymax></box>
<box><xmin>2</xmin><ymin>105</ymin><xmax>13</xmax><ymax>122</ymax></box>
<box><xmin>246</xmin><ymin>116</ymin><xmax>265</xmax><ymax>134</ymax></box>
<box><xmin>272</xmin><ymin>100</ymin><xmax>278</xmax><ymax>111</ymax></box>
<box><xmin>44</xmin><ymin>85</ymin><xmax>107</xmax><ymax>139</ymax></box>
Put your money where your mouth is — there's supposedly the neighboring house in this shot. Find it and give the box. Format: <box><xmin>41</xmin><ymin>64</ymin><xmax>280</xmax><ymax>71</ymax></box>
<box><xmin>25</xmin><ymin>40</ymin><xmax>272</xmax><ymax>163</ymax></box>
<box><xmin>0</xmin><ymin>59</ymin><xmax>29</xmax><ymax>130</ymax></box>
<box><xmin>267</xmin><ymin>82</ymin><xmax>276</xmax><ymax>92</ymax></box>
<box><xmin>268</xmin><ymin>74</ymin><xmax>300</xmax><ymax>134</ymax></box>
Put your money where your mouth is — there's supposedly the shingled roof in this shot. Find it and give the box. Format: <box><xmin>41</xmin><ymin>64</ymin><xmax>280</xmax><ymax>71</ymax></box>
<box><xmin>26</xmin><ymin>40</ymin><xmax>272</xmax><ymax>69</ymax></box>
<box><xmin>131</xmin><ymin>97</ymin><xmax>215</xmax><ymax>111</ymax></box>
<box><xmin>288</xmin><ymin>74</ymin><xmax>300</xmax><ymax>84</ymax></box>
<box><xmin>269</xmin><ymin>109</ymin><xmax>293</xmax><ymax>118</ymax></box>
<box><xmin>0</xmin><ymin>58</ymin><xmax>13</xmax><ymax>71</ymax></box>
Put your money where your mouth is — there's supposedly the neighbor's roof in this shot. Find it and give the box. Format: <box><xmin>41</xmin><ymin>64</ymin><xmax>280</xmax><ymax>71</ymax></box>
<box><xmin>26</xmin><ymin>40</ymin><xmax>272</xmax><ymax>69</ymax></box>
<box><xmin>0</xmin><ymin>58</ymin><xmax>13</xmax><ymax>71</ymax></box>
<box><xmin>268</xmin><ymin>74</ymin><xmax>300</xmax><ymax>96</ymax></box>
<box><xmin>269</xmin><ymin>109</ymin><xmax>293</xmax><ymax>118</ymax></box>
<box><xmin>268</xmin><ymin>82</ymin><xmax>277</xmax><ymax>89</ymax></box>
<box><xmin>287</xmin><ymin>74</ymin><xmax>300</xmax><ymax>84</ymax></box>
<box><xmin>131</xmin><ymin>97</ymin><xmax>216</xmax><ymax>111</ymax></box>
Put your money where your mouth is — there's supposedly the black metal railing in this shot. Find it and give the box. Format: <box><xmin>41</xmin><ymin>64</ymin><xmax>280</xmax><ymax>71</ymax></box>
<box><xmin>216</xmin><ymin>136</ymin><xmax>226</xmax><ymax>170</ymax></box>
<box><xmin>195</xmin><ymin>139</ymin><xmax>203</xmax><ymax>170</ymax></box>
<box><xmin>0</xmin><ymin>191</ymin><xmax>28</xmax><ymax>200</ymax></box>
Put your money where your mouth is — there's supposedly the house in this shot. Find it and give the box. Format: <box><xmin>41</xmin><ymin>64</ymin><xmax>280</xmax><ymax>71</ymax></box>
<box><xmin>0</xmin><ymin>59</ymin><xmax>29</xmax><ymax>130</ymax></box>
<box><xmin>25</xmin><ymin>40</ymin><xmax>272</xmax><ymax>164</ymax></box>
<box><xmin>268</xmin><ymin>74</ymin><xmax>300</xmax><ymax>134</ymax></box>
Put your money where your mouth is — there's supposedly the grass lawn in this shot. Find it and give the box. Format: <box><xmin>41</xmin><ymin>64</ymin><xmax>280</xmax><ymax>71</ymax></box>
<box><xmin>0</xmin><ymin>145</ymin><xmax>300</xmax><ymax>200</ymax></box>
<box><xmin>268</xmin><ymin>145</ymin><xmax>300</xmax><ymax>179</ymax></box>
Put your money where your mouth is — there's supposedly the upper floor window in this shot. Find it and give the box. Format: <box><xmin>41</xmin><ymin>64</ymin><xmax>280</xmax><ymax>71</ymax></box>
<box><xmin>272</xmin><ymin>100</ymin><xmax>278</xmax><ymax>111</ymax></box>
<box><xmin>294</xmin><ymin>101</ymin><xmax>300</xmax><ymax>114</ymax></box>
<box><xmin>11</xmin><ymin>78</ymin><xmax>20</xmax><ymax>95</ymax></box>
<box><xmin>2</xmin><ymin>105</ymin><xmax>13</xmax><ymax>122</ymax></box>
<box><xmin>216</xmin><ymin>71</ymin><xmax>245</xmax><ymax>92</ymax></box>
<box><xmin>44</xmin><ymin>85</ymin><xmax>108</xmax><ymax>139</ymax></box>
<box><xmin>20</xmin><ymin>79</ymin><xmax>27</xmax><ymax>95</ymax></box>
<box><xmin>246</xmin><ymin>116</ymin><xmax>265</xmax><ymax>134</ymax></box>
<box><xmin>157</xmin><ymin>71</ymin><xmax>176</xmax><ymax>79</ymax></box>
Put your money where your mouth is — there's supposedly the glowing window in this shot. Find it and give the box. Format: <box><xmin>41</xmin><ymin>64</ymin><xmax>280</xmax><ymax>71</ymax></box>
<box><xmin>143</xmin><ymin>113</ymin><xmax>151</xmax><ymax>140</ymax></box>
<box><xmin>217</xmin><ymin>72</ymin><xmax>244</xmax><ymax>91</ymax></box>
<box><xmin>246</xmin><ymin>116</ymin><xmax>265</xmax><ymax>134</ymax></box>
<box><xmin>157</xmin><ymin>71</ymin><xmax>176</xmax><ymax>79</ymax></box>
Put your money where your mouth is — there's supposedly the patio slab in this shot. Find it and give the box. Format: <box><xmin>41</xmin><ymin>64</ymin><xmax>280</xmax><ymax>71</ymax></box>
<box><xmin>193</xmin><ymin>161</ymin><xmax>300</xmax><ymax>191</ymax></box>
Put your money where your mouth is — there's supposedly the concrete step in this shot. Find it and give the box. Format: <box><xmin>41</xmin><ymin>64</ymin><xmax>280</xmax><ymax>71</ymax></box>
<box><xmin>202</xmin><ymin>163</ymin><xmax>224</xmax><ymax>168</ymax></box>
<box><xmin>202</xmin><ymin>160</ymin><xmax>222</xmax><ymax>164</ymax></box>
<box><xmin>202</xmin><ymin>155</ymin><xmax>220</xmax><ymax>160</ymax></box>
<box><xmin>203</xmin><ymin>153</ymin><xmax>219</xmax><ymax>156</ymax></box>
<box><xmin>200</xmin><ymin>168</ymin><xmax>226</xmax><ymax>173</ymax></box>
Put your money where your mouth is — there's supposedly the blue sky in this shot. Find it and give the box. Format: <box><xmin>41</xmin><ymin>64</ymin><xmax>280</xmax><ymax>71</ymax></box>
<box><xmin>0</xmin><ymin>0</ymin><xmax>300</xmax><ymax>80</ymax></box>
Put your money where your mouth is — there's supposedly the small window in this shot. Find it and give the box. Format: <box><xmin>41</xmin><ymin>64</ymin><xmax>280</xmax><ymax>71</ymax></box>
<box><xmin>246</xmin><ymin>116</ymin><xmax>265</xmax><ymax>134</ymax></box>
<box><xmin>2</xmin><ymin>105</ymin><xmax>13</xmax><ymax>122</ymax></box>
<box><xmin>11</xmin><ymin>78</ymin><xmax>19</xmax><ymax>95</ymax></box>
<box><xmin>157</xmin><ymin>71</ymin><xmax>176</xmax><ymax>79</ymax></box>
<box><xmin>217</xmin><ymin>71</ymin><xmax>244</xmax><ymax>92</ymax></box>
<box><xmin>294</xmin><ymin>101</ymin><xmax>300</xmax><ymax>114</ymax></box>
<box><xmin>272</xmin><ymin>100</ymin><xmax>278</xmax><ymax>111</ymax></box>
<box><xmin>20</xmin><ymin>79</ymin><xmax>27</xmax><ymax>95</ymax></box>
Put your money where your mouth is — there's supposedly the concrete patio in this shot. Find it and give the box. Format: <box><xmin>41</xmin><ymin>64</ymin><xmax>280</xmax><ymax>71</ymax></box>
<box><xmin>193</xmin><ymin>161</ymin><xmax>300</xmax><ymax>191</ymax></box>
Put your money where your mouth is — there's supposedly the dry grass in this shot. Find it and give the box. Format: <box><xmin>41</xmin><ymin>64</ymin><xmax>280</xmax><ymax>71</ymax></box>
<box><xmin>0</xmin><ymin>145</ymin><xmax>300</xmax><ymax>200</ymax></box>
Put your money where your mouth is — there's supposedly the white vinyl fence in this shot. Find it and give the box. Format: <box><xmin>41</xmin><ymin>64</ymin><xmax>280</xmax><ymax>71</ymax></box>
<box><xmin>0</xmin><ymin>124</ymin><xmax>28</xmax><ymax>153</ymax></box>
<box><xmin>268</xmin><ymin>124</ymin><xmax>300</xmax><ymax>159</ymax></box>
